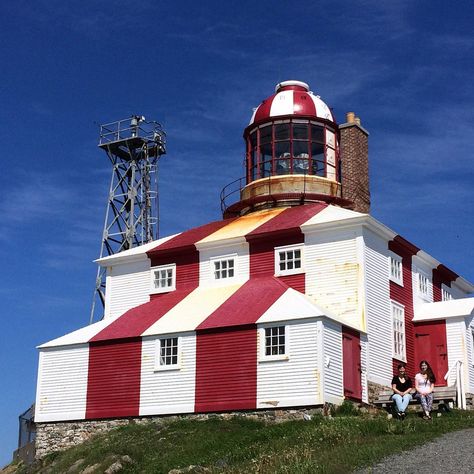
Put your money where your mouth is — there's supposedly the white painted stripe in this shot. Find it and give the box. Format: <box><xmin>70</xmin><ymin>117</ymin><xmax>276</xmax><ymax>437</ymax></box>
<box><xmin>269</xmin><ymin>90</ymin><xmax>294</xmax><ymax>117</ymax></box>
<box><xmin>311</xmin><ymin>94</ymin><xmax>334</xmax><ymax>121</ymax></box>
<box><xmin>142</xmin><ymin>283</ymin><xmax>243</xmax><ymax>336</ymax></box>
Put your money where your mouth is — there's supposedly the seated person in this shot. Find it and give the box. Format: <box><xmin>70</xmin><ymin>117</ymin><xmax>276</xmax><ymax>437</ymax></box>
<box><xmin>415</xmin><ymin>360</ymin><xmax>436</xmax><ymax>420</ymax></box>
<box><xmin>391</xmin><ymin>363</ymin><xmax>413</xmax><ymax>418</ymax></box>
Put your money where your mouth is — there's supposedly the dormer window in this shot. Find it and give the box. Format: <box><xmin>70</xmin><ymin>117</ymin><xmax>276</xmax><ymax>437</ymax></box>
<box><xmin>275</xmin><ymin>245</ymin><xmax>303</xmax><ymax>276</ymax></box>
<box><xmin>150</xmin><ymin>264</ymin><xmax>176</xmax><ymax>294</ymax></box>
<box><xmin>418</xmin><ymin>272</ymin><xmax>431</xmax><ymax>300</ymax></box>
<box><xmin>212</xmin><ymin>256</ymin><xmax>236</xmax><ymax>280</ymax></box>
<box><xmin>389</xmin><ymin>253</ymin><xmax>403</xmax><ymax>286</ymax></box>
<box><xmin>442</xmin><ymin>286</ymin><xmax>453</xmax><ymax>301</ymax></box>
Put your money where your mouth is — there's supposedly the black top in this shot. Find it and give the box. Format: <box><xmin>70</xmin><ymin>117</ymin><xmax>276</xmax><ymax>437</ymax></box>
<box><xmin>391</xmin><ymin>376</ymin><xmax>412</xmax><ymax>392</ymax></box>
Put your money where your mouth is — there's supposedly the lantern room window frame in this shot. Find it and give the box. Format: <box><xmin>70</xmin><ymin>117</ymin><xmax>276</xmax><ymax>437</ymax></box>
<box><xmin>245</xmin><ymin>119</ymin><xmax>339</xmax><ymax>183</ymax></box>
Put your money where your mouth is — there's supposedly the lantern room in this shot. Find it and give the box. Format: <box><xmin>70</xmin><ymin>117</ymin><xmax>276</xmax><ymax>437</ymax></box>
<box><xmin>222</xmin><ymin>80</ymin><xmax>356</xmax><ymax>217</ymax></box>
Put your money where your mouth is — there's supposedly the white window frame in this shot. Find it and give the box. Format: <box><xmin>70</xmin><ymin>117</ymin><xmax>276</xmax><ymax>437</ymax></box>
<box><xmin>441</xmin><ymin>285</ymin><xmax>453</xmax><ymax>302</ymax></box>
<box><xmin>259</xmin><ymin>325</ymin><xmax>289</xmax><ymax>361</ymax></box>
<box><xmin>210</xmin><ymin>254</ymin><xmax>237</xmax><ymax>281</ymax></box>
<box><xmin>150</xmin><ymin>264</ymin><xmax>176</xmax><ymax>294</ymax></box>
<box><xmin>274</xmin><ymin>244</ymin><xmax>304</xmax><ymax>276</ymax></box>
<box><xmin>388</xmin><ymin>252</ymin><xmax>403</xmax><ymax>286</ymax></box>
<box><xmin>417</xmin><ymin>271</ymin><xmax>431</xmax><ymax>301</ymax></box>
<box><xmin>391</xmin><ymin>301</ymin><xmax>406</xmax><ymax>362</ymax></box>
<box><xmin>154</xmin><ymin>336</ymin><xmax>181</xmax><ymax>371</ymax></box>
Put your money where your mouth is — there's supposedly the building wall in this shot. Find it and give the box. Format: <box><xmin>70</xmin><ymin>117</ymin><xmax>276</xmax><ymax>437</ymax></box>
<box><xmin>106</xmin><ymin>260</ymin><xmax>151</xmax><ymax>319</ymax></box>
<box><xmin>322</xmin><ymin>319</ymin><xmax>344</xmax><ymax>404</ymax></box>
<box><xmin>466</xmin><ymin>316</ymin><xmax>474</xmax><ymax>393</ymax></box>
<box><xmin>140</xmin><ymin>334</ymin><xmax>196</xmax><ymax>415</ymax></box>
<box><xmin>360</xmin><ymin>333</ymin><xmax>369</xmax><ymax>403</ymax></box>
<box><xmin>35</xmin><ymin>345</ymin><xmax>89</xmax><ymax>422</ymax></box>
<box><xmin>256</xmin><ymin>320</ymin><xmax>321</xmax><ymax>408</ymax></box>
<box><xmin>195</xmin><ymin>327</ymin><xmax>257</xmax><ymax>412</ymax></box>
<box><xmin>362</xmin><ymin>228</ymin><xmax>392</xmax><ymax>386</ymax></box>
<box><xmin>445</xmin><ymin>317</ymin><xmax>467</xmax><ymax>386</ymax></box>
<box><xmin>86</xmin><ymin>339</ymin><xmax>141</xmax><ymax>419</ymax></box>
<box><xmin>305</xmin><ymin>228</ymin><xmax>360</xmax><ymax>329</ymax></box>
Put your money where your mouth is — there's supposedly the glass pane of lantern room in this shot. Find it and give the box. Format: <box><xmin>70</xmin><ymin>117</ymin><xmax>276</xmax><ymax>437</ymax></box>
<box><xmin>293</xmin><ymin>141</ymin><xmax>309</xmax><ymax>174</ymax></box>
<box><xmin>275</xmin><ymin>141</ymin><xmax>290</xmax><ymax>175</ymax></box>
<box><xmin>311</xmin><ymin>124</ymin><xmax>324</xmax><ymax>143</ymax></box>
<box><xmin>311</xmin><ymin>142</ymin><xmax>325</xmax><ymax>176</ymax></box>
<box><xmin>260</xmin><ymin>125</ymin><xmax>272</xmax><ymax>144</ymax></box>
<box><xmin>275</xmin><ymin>123</ymin><xmax>290</xmax><ymax>141</ymax></box>
<box><xmin>260</xmin><ymin>143</ymin><xmax>273</xmax><ymax>177</ymax></box>
<box><xmin>293</xmin><ymin>123</ymin><xmax>308</xmax><ymax>140</ymax></box>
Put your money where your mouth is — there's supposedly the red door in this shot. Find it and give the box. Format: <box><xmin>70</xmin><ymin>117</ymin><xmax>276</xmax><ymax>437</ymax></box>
<box><xmin>414</xmin><ymin>321</ymin><xmax>448</xmax><ymax>386</ymax></box>
<box><xmin>342</xmin><ymin>327</ymin><xmax>362</xmax><ymax>400</ymax></box>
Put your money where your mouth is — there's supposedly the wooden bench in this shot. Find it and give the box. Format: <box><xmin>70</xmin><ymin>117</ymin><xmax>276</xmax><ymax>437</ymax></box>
<box><xmin>373</xmin><ymin>386</ymin><xmax>457</xmax><ymax>413</ymax></box>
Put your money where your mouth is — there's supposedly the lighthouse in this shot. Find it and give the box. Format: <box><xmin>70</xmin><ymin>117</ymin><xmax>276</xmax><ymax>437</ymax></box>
<box><xmin>222</xmin><ymin>80</ymin><xmax>370</xmax><ymax>217</ymax></box>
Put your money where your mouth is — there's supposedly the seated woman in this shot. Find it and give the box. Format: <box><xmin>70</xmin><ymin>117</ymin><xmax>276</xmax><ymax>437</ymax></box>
<box><xmin>415</xmin><ymin>360</ymin><xmax>436</xmax><ymax>420</ymax></box>
<box><xmin>391</xmin><ymin>363</ymin><xmax>413</xmax><ymax>418</ymax></box>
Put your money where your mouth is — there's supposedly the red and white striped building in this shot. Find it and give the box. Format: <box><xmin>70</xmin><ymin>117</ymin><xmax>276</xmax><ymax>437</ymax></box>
<box><xmin>35</xmin><ymin>81</ymin><xmax>474</xmax><ymax>423</ymax></box>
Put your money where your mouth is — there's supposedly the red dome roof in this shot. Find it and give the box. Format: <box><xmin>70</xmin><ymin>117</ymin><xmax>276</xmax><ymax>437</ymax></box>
<box><xmin>249</xmin><ymin>80</ymin><xmax>335</xmax><ymax>126</ymax></box>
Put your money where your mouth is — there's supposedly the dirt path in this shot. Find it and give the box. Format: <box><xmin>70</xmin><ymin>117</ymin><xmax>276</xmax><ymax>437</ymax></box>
<box><xmin>355</xmin><ymin>428</ymin><xmax>474</xmax><ymax>473</ymax></box>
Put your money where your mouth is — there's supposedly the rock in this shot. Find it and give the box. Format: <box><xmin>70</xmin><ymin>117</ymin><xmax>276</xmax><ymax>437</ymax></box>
<box><xmin>104</xmin><ymin>461</ymin><xmax>123</xmax><ymax>473</ymax></box>
<box><xmin>81</xmin><ymin>464</ymin><xmax>101</xmax><ymax>474</ymax></box>
<box><xmin>67</xmin><ymin>458</ymin><xmax>85</xmax><ymax>472</ymax></box>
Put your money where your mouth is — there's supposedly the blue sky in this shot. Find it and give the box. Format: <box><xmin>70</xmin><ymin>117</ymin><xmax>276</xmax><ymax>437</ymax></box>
<box><xmin>1</xmin><ymin>0</ymin><xmax>473</xmax><ymax>465</ymax></box>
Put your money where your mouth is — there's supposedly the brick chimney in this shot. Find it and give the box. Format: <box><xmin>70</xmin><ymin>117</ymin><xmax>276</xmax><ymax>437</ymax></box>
<box><xmin>339</xmin><ymin>112</ymin><xmax>370</xmax><ymax>213</ymax></box>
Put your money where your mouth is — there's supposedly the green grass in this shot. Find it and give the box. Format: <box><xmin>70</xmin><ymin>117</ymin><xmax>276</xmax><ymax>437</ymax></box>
<box><xmin>13</xmin><ymin>410</ymin><xmax>474</xmax><ymax>473</ymax></box>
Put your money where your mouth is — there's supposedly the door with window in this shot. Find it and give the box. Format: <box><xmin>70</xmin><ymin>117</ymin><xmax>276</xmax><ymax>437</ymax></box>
<box><xmin>342</xmin><ymin>327</ymin><xmax>362</xmax><ymax>401</ymax></box>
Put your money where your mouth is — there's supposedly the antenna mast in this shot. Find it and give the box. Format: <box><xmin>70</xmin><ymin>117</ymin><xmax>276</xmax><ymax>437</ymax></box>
<box><xmin>90</xmin><ymin>116</ymin><xmax>166</xmax><ymax>324</ymax></box>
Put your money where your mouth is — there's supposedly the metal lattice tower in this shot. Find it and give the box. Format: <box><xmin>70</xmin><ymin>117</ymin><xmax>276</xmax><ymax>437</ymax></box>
<box><xmin>90</xmin><ymin>116</ymin><xmax>166</xmax><ymax>323</ymax></box>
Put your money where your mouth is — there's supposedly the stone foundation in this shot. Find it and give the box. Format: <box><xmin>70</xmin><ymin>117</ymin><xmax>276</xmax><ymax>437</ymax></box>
<box><xmin>35</xmin><ymin>407</ymin><xmax>325</xmax><ymax>459</ymax></box>
<box><xmin>367</xmin><ymin>381</ymin><xmax>390</xmax><ymax>404</ymax></box>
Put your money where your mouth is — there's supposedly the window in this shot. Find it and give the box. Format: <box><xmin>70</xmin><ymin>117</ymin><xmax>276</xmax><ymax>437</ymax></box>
<box><xmin>275</xmin><ymin>245</ymin><xmax>303</xmax><ymax>276</ymax></box>
<box><xmin>150</xmin><ymin>264</ymin><xmax>176</xmax><ymax>293</ymax></box>
<box><xmin>418</xmin><ymin>272</ymin><xmax>431</xmax><ymax>299</ymax></box>
<box><xmin>264</xmin><ymin>326</ymin><xmax>286</xmax><ymax>356</ymax></box>
<box><xmin>157</xmin><ymin>337</ymin><xmax>179</xmax><ymax>368</ymax></box>
<box><xmin>213</xmin><ymin>257</ymin><xmax>235</xmax><ymax>280</ymax></box>
<box><xmin>442</xmin><ymin>287</ymin><xmax>453</xmax><ymax>301</ymax></box>
<box><xmin>389</xmin><ymin>254</ymin><xmax>403</xmax><ymax>286</ymax></box>
<box><xmin>391</xmin><ymin>302</ymin><xmax>406</xmax><ymax>361</ymax></box>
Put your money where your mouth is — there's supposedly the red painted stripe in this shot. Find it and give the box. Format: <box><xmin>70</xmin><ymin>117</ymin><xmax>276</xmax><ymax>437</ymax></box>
<box><xmin>91</xmin><ymin>287</ymin><xmax>195</xmax><ymax>342</ymax></box>
<box><xmin>86</xmin><ymin>338</ymin><xmax>141</xmax><ymax>419</ymax></box>
<box><xmin>253</xmin><ymin>95</ymin><xmax>275</xmax><ymax>124</ymax></box>
<box><xmin>195</xmin><ymin>327</ymin><xmax>257</xmax><ymax>412</ymax></box>
<box><xmin>246</xmin><ymin>203</ymin><xmax>326</xmax><ymax>239</ymax></box>
<box><xmin>197</xmin><ymin>277</ymin><xmax>288</xmax><ymax>330</ymax></box>
<box><xmin>150</xmin><ymin>251</ymin><xmax>199</xmax><ymax>290</ymax></box>
<box><xmin>279</xmin><ymin>273</ymin><xmax>305</xmax><ymax>293</ymax></box>
<box><xmin>389</xmin><ymin>238</ymin><xmax>417</xmax><ymax>378</ymax></box>
<box><xmin>295</xmin><ymin>91</ymin><xmax>317</xmax><ymax>116</ymax></box>
<box><xmin>147</xmin><ymin>218</ymin><xmax>236</xmax><ymax>255</ymax></box>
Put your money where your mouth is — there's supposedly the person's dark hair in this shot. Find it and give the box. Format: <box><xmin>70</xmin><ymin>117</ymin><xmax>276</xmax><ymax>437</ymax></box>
<box><xmin>397</xmin><ymin>363</ymin><xmax>406</xmax><ymax>370</ymax></box>
<box><xmin>419</xmin><ymin>360</ymin><xmax>436</xmax><ymax>383</ymax></box>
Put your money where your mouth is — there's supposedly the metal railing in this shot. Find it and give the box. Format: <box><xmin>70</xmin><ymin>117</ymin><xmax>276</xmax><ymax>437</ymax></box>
<box><xmin>99</xmin><ymin>116</ymin><xmax>166</xmax><ymax>153</ymax></box>
<box><xmin>444</xmin><ymin>359</ymin><xmax>466</xmax><ymax>409</ymax></box>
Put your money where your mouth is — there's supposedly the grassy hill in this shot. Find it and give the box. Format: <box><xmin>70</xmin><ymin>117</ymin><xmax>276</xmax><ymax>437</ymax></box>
<box><xmin>6</xmin><ymin>407</ymin><xmax>474</xmax><ymax>473</ymax></box>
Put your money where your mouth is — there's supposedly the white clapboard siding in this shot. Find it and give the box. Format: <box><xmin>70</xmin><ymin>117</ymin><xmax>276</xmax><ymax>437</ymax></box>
<box><xmin>107</xmin><ymin>260</ymin><xmax>151</xmax><ymax>319</ymax></box>
<box><xmin>198</xmin><ymin>242</ymin><xmax>249</xmax><ymax>287</ymax></box>
<box><xmin>360</xmin><ymin>333</ymin><xmax>369</xmax><ymax>403</ymax></box>
<box><xmin>140</xmin><ymin>334</ymin><xmax>196</xmax><ymax>415</ymax></box>
<box><xmin>305</xmin><ymin>229</ymin><xmax>361</xmax><ymax>328</ymax></box>
<box><xmin>35</xmin><ymin>345</ymin><xmax>89</xmax><ymax>422</ymax></box>
<box><xmin>467</xmin><ymin>316</ymin><xmax>474</xmax><ymax>393</ymax></box>
<box><xmin>445</xmin><ymin>318</ymin><xmax>466</xmax><ymax>386</ymax></box>
<box><xmin>257</xmin><ymin>321</ymin><xmax>321</xmax><ymax>408</ymax></box>
<box><xmin>322</xmin><ymin>319</ymin><xmax>344</xmax><ymax>404</ymax></box>
<box><xmin>362</xmin><ymin>228</ymin><xmax>393</xmax><ymax>386</ymax></box>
